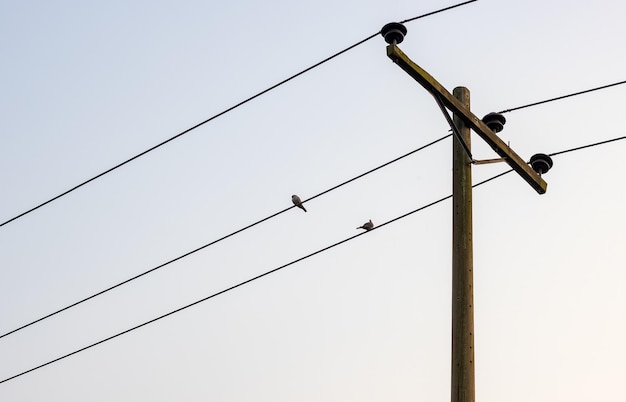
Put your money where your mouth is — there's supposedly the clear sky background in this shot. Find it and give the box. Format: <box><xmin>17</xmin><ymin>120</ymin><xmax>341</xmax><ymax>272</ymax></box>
<box><xmin>1</xmin><ymin>1</ymin><xmax>625</xmax><ymax>401</ymax></box>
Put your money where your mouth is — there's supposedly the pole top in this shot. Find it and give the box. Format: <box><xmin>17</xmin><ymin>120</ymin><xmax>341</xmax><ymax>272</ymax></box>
<box><xmin>385</xmin><ymin>44</ymin><xmax>548</xmax><ymax>194</ymax></box>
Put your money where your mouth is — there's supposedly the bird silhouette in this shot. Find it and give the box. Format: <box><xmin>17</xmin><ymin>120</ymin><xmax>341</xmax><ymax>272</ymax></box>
<box><xmin>291</xmin><ymin>195</ymin><xmax>307</xmax><ymax>212</ymax></box>
<box><xmin>357</xmin><ymin>219</ymin><xmax>374</xmax><ymax>231</ymax></box>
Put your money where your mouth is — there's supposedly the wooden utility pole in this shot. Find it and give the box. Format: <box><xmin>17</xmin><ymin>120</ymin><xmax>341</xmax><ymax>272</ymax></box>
<box><xmin>380</xmin><ymin>22</ymin><xmax>550</xmax><ymax>402</ymax></box>
<box><xmin>451</xmin><ymin>87</ymin><xmax>474</xmax><ymax>402</ymax></box>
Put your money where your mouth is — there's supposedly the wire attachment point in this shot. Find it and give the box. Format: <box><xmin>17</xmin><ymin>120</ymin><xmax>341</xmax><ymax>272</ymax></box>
<box><xmin>381</xmin><ymin>22</ymin><xmax>407</xmax><ymax>44</ymax></box>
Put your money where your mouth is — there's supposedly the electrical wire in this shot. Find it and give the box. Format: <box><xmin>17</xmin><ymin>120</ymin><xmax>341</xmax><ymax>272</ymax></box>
<box><xmin>0</xmin><ymin>35</ymin><xmax>372</xmax><ymax>228</ymax></box>
<box><xmin>0</xmin><ymin>134</ymin><xmax>452</xmax><ymax>341</ymax></box>
<box><xmin>0</xmin><ymin>163</ymin><xmax>514</xmax><ymax>386</ymax></box>
<box><xmin>399</xmin><ymin>0</ymin><xmax>478</xmax><ymax>23</ymax></box>
<box><xmin>0</xmin><ymin>1</ymin><xmax>478</xmax><ymax>229</ymax></box>
<box><xmin>548</xmin><ymin>135</ymin><xmax>626</xmax><ymax>157</ymax></box>
<box><xmin>476</xmin><ymin>135</ymin><xmax>626</xmax><ymax>175</ymax></box>
<box><xmin>1</xmin><ymin>133</ymin><xmax>624</xmax><ymax>384</ymax></box>
<box><xmin>2</xmin><ymin>128</ymin><xmax>624</xmax><ymax>342</ymax></box>
<box><xmin>498</xmin><ymin>80</ymin><xmax>626</xmax><ymax>114</ymax></box>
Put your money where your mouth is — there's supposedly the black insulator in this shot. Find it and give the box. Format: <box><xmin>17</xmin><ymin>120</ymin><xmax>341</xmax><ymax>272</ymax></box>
<box><xmin>381</xmin><ymin>22</ymin><xmax>407</xmax><ymax>44</ymax></box>
<box><xmin>530</xmin><ymin>153</ymin><xmax>554</xmax><ymax>175</ymax></box>
<box><xmin>482</xmin><ymin>112</ymin><xmax>506</xmax><ymax>133</ymax></box>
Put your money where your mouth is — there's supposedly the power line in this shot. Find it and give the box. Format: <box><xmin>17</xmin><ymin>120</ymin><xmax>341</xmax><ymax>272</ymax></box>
<box><xmin>303</xmin><ymin>134</ymin><xmax>452</xmax><ymax>204</ymax></box>
<box><xmin>0</xmin><ymin>35</ymin><xmax>373</xmax><ymax>228</ymax></box>
<box><xmin>0</xmin><ymin>163</ymin><xmax>511</xmax><ymax>386</ymax></box>
<box><xmin>399</xmin><ymin>0</ymin><xmax>478</xmax><ymax>23</ymax></box>
<box><xmin>0</xmin><ymin>1</ymin><xmax>477</xmax><ymax>229</ymax></box>
<box><xmin>498</xmin><ymin>80</ymin><xmax>626</xmax><ymax>114</ymax></box>
<box><xmin>548</xmin><ymin>135</ymin><xmax>626</xmax><ymax>157</ymax></box>
<box><xmin>0</xmin><ymin>134</ymin><xmax>452</xmax><ymax>341</ymax></box>
<box><xmin>476</xmin><ymin>135</ymin><xmax>626</xmax><ymax>178</ymax></box>
<box><xmin>2</xmin><ymin>134</ymin><xmax>624</xmax><ymax>384</ymax></box>
<box><xmin>2</xmin><ymin>130</ymin><xmax>624</xmax><ymax>342</ymax></box>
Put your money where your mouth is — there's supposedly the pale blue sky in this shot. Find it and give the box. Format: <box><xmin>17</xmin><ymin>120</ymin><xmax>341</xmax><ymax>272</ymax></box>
<box><xmin>1</xmin><ymin>1</ymin><xmax>625</xmax><ymax>401</ymax></box>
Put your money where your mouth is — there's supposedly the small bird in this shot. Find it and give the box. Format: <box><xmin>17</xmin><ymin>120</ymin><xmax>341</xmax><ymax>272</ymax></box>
<box><xmin>291</xmin><ymin>194</ymin><xmax>307</xmax><ymax>212</ymax></box>
<box><xmin>357</xmin><ymin>219</ymin><xmax>374</xmax><ymax>231</ymax></box>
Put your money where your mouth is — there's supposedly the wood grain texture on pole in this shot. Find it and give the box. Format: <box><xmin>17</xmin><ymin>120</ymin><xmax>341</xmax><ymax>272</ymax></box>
<box><xmin>451</xmin><ymin>86</ymin><xmax>475</xmax><ymax>402</ymax></box>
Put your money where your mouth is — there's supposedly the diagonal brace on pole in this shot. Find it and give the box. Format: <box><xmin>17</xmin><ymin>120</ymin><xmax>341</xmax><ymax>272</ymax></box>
<box><xmin>386</xmin><ymin>43</ymin><xmax>547</xmax><ymax>194</ymax></box>
<box><xmin>433</xmin><ymin>94</ymin><xmax>474</xmax><ymax>162</ymax></box>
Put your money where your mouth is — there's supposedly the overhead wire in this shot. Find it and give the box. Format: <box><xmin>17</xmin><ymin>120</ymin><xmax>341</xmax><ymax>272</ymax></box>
<box><xmin>3</xmin><ymin>0</ymin><xmax>625</xmax><ymax>384</ymax></box>
<box><xmin>2</xmin><ymin>2</ymin><xmax>622</xmax><ymax>232</ymax></box>
<box><xmin>0</xmin><ymin>35</ymin><xmax>373</xmax><ymax>228</ymax></box>
<box><xmin>498</xmin><ymin>79</ymin><xmax>626</xmax><ymax>114</ymax></box>
<box><xmin>3</xmin><ymin>134</ymin><xmax>626</xmax><ymax>384</ymax></box>
<box><xmin>4</xmin><ymin>71</ymin><xmax>626</xmax><ymax>341</ymax></box>
<box><xmin>472</xmin><ymin>135</ymin><xmax>626</xmax><ymax>181</ymax></box>
<box><xmin>1</xmin><ymin>134</ymin><xmax>625</xmax><ymax>384</ymax></box>
<box><xmin>0</xmin><ymin>162</ymin><xmax>519</xmax><ymax>386</ymax></box>
<box><xmin>0</xmin><ymin>0</ymin><xmax>478</xmax><ymax>229</ymax></box>
<box><xmin>399</xmin><ymin>0</ymin><xmax>478</xmax><ymax>23</ymax></box>
<box><xmin>4</xmin><ymin>119</ymin><xmax>626</xmax><ymax>341</ymax></box>
<box><xmin>0</xmin><ymin>134</ymin><xmax>452</xmax><ymax>340</ymax></box>
<box><xmin>548</xmin><ymin>135</ymin><xmax>626</xmax><ymax>157</ymax></box>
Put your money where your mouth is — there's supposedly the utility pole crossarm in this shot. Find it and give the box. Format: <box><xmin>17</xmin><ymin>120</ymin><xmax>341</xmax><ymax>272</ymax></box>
<box><xmin>386</xmin><ymin>43</ymin><xmax>547</xmax><ymax>194</ymax></box>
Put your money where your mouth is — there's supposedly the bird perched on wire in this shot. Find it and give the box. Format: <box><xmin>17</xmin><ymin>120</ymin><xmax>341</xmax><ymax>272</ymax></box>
<box><xmin>291</xmin><ymin>195</ymin><xmax>307</xmax><ymax>212</ymax></box>
<box><xmin>357</xmin><ymin>219</ymin><xmax>374</xmax><ymax>231</ymax></box>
